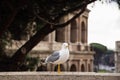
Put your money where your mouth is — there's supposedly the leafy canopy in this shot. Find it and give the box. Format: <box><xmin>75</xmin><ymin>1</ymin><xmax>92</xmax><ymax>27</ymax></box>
<box><xmin>90</xmin><ymin>43</ymin><xmax>107</xmax><ymax>53</ymax></box>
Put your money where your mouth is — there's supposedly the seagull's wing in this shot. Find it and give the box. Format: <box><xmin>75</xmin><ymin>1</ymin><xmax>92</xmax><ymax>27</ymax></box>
<box><xmin>45</xmin><ymin>51</ymin><xmax>60</xmax><ymax>63</ymax></box>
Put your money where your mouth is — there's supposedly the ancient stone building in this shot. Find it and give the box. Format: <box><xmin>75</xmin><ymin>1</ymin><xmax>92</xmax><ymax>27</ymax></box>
<box><xmin>115</xmin><ymin>41</ymin><xmax>120</xmax><ymax>72</ymax></box>
<box><xmin>7</xmin><ymin>9</ymin><xmax>95</xmax><ymax>72</ymax></box>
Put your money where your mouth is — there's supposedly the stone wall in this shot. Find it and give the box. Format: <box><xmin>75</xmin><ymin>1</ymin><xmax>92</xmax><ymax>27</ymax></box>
<box><xmin>0</xmin><ymin>72</ymin><xmax>120</xmax><ymax>80</ymax></box>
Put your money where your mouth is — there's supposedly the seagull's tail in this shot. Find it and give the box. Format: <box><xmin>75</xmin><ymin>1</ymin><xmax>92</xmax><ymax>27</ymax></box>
<box><xmin>44</xmin><ymin>56</ymin><xmax>49</xmax><ymax>64</ymax></box>
<box><xmin>43</xmin><ymin>56</ymin><xmax>52</xmax><ymax>65</ymax></box>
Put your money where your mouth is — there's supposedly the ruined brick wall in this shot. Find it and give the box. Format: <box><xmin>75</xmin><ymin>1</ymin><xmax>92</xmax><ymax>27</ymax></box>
<box><xmin>0</xmin><ymin>72</ymin><xmax>120</xmax><ymax>80</ymax></box>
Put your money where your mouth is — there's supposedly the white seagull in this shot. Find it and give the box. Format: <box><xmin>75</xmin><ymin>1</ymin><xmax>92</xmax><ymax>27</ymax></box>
<box><xmin>45</xmin><ymin>43</ymin><xmax>69</xmax><ymax>73</ymax></box>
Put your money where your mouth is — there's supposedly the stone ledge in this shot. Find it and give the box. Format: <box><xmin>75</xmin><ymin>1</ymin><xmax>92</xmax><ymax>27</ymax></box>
<box><xmin>0</xmin><ymin>72</ymin><xmax>120</xmax><ymax>80</ymax></box>
<box><xmin>0</xmin><ymin>72</ymin><xmax>120</xmax><ymax>76</ymax></box>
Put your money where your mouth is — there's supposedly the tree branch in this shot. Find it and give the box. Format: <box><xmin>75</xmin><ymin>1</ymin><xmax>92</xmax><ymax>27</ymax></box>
<box><xmin>54</xmin><ymin>0</ymin><xmax>96</xmax><ymax>20</ymax></box>
<box><xmin>35</xmin><ymin>0</ymin><xmax>96</xmax><ymax>26</ymax></box>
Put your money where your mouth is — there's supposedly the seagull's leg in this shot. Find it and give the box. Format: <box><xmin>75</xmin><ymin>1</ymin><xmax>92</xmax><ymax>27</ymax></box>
<box><xmin>58</xmin><ymin>64</ymin><xmax>61</xmax><ymax>73</ymax></box>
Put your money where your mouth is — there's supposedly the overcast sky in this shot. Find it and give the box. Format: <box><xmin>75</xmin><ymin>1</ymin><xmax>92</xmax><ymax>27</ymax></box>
<box><xmin>87</xmin><ymin>1</ymin><xmax>120</xmax><ymax>50</ymax></box>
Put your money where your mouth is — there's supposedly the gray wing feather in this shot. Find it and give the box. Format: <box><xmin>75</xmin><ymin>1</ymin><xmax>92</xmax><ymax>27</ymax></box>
<box><xmin>46</xmin><ymin>51</ymin><xmax>60</xmax><ymax>63</ymax></box>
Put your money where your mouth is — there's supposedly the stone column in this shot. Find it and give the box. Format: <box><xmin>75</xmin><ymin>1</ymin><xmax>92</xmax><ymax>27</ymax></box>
<box><xmin>90</xmin><ymin>59</ymin><xmax>94</xmax><ymax>72</ymax></box>
<box><xmin>85</xmin><ymin>17</ymin><xmax>88</xmax><ymax>43</ymax></box>
<box><xmin>76</xmin><ymin>18</ymin><xmax>79</xmax><ymax>43</ymax></box>
<box><xmin>79</xmin><ymin>59</ymin><xmax>83</xmax><ymax>72</ymax></box>
<box><xmin>48</xmin><ymin>31</ymin><xmax>56</xmax><ymax>50</ymax></box>
<box><xmin>115</xmin><ymin>51</ymin><xmax>120</xmax><ymax>73</ymax></box>
<box><xmin>115</xmin><ymin>41</ymin><xmax>120</xmax><ymax>73</ymax></box>
<box><xmin>78</xmin><ymin>60</ymin><xmax>81</xmax><ymax>71</ymax></box>
<box><xmin>114</xmin><ymin>51</ymin><xmax>118</xmax><ymax>72</ymax></box>
<box><xmin>67</xmin><ymin>14</ymin><xmax>71</xmax><ymax>43</ymax></box>
<box><xmin>85</xmin><ymin>59</ymin><xmax>88</xmax><ymax>72</ymax></box>
<box><xmin>78</xmin><ymin>17</ymin><xmax>81</xmax><ymax>43</ymax></box>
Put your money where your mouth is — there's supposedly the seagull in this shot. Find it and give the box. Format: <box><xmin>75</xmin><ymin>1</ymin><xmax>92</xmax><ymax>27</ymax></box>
<box><xmin>45</xmin><ymin>43</ymin><xmax>69</xmax><ymax>73</ymax></box>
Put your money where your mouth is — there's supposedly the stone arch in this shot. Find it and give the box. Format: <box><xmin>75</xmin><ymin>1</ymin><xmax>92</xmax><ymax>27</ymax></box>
<box><xmin>81</xmin><ymin>64</ymin><xmax>85</xmax><ymax>72</ymax></box>
<box><xmin>37</xmin><ymin>65</ymin><xmax>47</xmax><ymax>71</ymax></box>
<box><xmin>70</xmin><ymin>20</ymin><xmax>77</xmax><ymax>43</ymax></box>
<box><xmin>55</xmin><ymin>28</ymin><xmax>65</xmax><ymax>42</ymax></box>
<box><xmin>70</xmin><ymin>64</ymin><xmax>77</xmax><ymax>71</ymax></box>
<box><xmin>54</xmin><ymin>64</ymin><xmax>65</xmax><ymax>71</ymax></box>
<box><xmin>81</xmin><ymin>21</ymin><xmax>86</xmax><ymax>43</ymax></box>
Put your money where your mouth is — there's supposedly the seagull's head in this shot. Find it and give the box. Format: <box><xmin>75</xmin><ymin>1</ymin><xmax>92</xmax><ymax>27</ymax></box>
<box><xmin>62</xmin><ymin>43</ymin><xmax>69</xmax><ymax>49</ymax></box>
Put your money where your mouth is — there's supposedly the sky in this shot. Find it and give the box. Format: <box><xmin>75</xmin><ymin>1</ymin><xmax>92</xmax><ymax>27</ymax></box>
<box><xmin>87</xmin><ymin>1</ymin><xmax>120</xmax><ymax>50</ymax></box>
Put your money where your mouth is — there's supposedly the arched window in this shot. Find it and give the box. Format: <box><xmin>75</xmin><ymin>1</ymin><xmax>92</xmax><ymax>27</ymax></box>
<box><xmin>54</xmin><ymin>64</ymin><xmax>65</xmax><ymax>71</ymax></box>
<box><xmin>81</xmin><ymin>21</ymin><xmax>86</xmax><ymax>43</ymax></box>
<box><xmin>70</xmin><ymin>20</ymin><xmax>77</xmax><ymax>43</ymax></box>
<box><xmin>81</xmin><ymin>64</ymin><xmax>85</xmax><ymax>72</ymax></box>
<box><xmin>55</xmin><ymin>28</ymin><xmax>65</xmax><ymax>42</ymax></box>
<box><xmin>70</xmin><ymin>64</ymin><xmax>77</xmax><ymax>71</ymax></box>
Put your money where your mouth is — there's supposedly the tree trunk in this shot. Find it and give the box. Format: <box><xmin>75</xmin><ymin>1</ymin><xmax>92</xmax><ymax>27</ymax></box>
<box><xmin>9</xmin><ymin>24</ymin><xmax>55</xmax><ymax>70</ymax></box>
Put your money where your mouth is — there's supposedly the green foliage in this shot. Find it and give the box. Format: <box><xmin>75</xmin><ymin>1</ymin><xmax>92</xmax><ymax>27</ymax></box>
<box><xmin>102</xmin><ymin>49</ymin><xmax>115</xmax><ymax>66</ymax></box>
<box><xmin>90</xmin><ymin>43</ymin><xmax>107</xmax><ymax>53</ymax></box>
<box><xmin>90</xmin><ymin>43</ymin><xmax>107</xmax><ymax>65</ymax></box>
<box><xmin>20</xmin><ymin>56</ymin><xmax>40</xmax><ymax>71</ymax></box>
<box><xmin>90</xmin><ymin>43</ymin><xmax>115</xmax><ymax>72</ymax></box>
<box><xmin>0</xmin><ymin>31</ymin><xmax>11</xmax><ymax>57</ymax></box>
<box><xmin>105</xmin><ymin>50</ymin><xmax>114</xmax><ymax>54</ymax></box>
<box><xmin>36</xmin><ymin>21</ymin><xmax>46</xmax><ymax>31</ymax></box>
<box><xmin>98</xmin><ymin>69</ymin><xmax>108</xmax><ymax>73</ymax></box>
